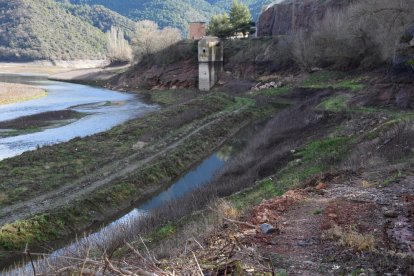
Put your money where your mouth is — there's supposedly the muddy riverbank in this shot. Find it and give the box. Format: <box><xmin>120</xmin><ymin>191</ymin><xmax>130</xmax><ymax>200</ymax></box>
<box><xmin>0</xmin><ymin>82</ymin><xmax>47</xmax><ymax>105</ymax></box>
<box><xmin>0</xmin><ymin>74</ymin><xmax>155</xmax><ymax>160</ymax></box>
<box><xmin>0</xmin><ymin>89</ymin><xmax>262</xmax><ymax>269</ymax></box>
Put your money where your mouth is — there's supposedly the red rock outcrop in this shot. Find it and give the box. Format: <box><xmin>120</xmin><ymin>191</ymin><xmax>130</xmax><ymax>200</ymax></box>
<box><xmin>257</xmin><ymin>0</ymin><xmax>354</xmax><ymax>37</ymax></box>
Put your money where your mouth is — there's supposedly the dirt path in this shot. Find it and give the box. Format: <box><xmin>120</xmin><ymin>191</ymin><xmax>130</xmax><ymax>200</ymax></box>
<box><xmin>238</xmin><ymin>173</ymin><xmax>414</xmax><ymax>275</ymax></box>
<box><xmin>0</xmin><ymin>108</ymin><xmax>248</xmax><ymax>226</ymax></box>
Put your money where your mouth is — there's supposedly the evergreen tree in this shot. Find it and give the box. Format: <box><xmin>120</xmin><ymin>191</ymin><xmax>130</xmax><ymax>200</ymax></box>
<box><xmin>207</xmin><ymin>1</ymin><xmax>255</xmax><ymax>38</ymax></box>
<box><xmin>207</xmin><ymin>14</ymin><xmax>233</xmax><ymax>38</ymax></box>
<box><xmin>229</xmin><ymin>0</ymin><xmax>254</xmax><ymax>36</ymax></box>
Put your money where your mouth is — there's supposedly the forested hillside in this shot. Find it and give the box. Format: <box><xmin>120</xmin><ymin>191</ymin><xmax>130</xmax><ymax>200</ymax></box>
<box><xmin>0</xmin><ymin>0</ymin><xmax>272</xmax><ymax>61</ymax></box>
<box><xmin>63</xmin><ymin>0</ymin><xmax>273</xmax><ymax>32</ymax></box>
<box><xmin>0</xmin><ymin>0</ymin><xmax>134</xmax><ymax>61</ymax></box>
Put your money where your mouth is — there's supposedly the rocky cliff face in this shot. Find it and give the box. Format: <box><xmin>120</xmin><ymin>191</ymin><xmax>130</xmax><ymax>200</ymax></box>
<box><xmin>257</xmin><ymin>0</ymin><xmax>353</xmax><ymax>36</ymax></box>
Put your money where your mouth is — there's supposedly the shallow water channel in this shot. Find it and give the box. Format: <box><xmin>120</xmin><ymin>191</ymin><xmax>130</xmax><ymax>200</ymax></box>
<box><xmin>7</xmin><ymin>148</ymin><xmax>235</xmax><ymax>275</ymax></box>
<box><xmin>1</xmin><ymin>74</ymin><xmax>258</xmax><ymax>274</ymax></box>
<box><xmin>0</xmin><ymin>74</ymin><xmax>155</xmax><ymax>160</ymax></box>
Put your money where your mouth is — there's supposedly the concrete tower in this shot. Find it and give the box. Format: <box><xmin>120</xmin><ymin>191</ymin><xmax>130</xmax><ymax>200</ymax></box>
<box><xmin>198</xmin><ymin>37</ymin><xmax>223</xmax><ymax>91</ymax></box>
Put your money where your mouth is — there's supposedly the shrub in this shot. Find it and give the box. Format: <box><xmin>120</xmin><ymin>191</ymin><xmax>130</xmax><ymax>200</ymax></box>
<box><xmin>323</xmin><ymin>225</ymin><xmax>376</xmax><ymax>252</ymax></box>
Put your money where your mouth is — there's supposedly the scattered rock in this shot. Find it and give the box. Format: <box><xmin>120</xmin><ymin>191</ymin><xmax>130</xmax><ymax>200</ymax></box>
<box><xmin>260</xmin><ymin>223</ymin><xmax>278</xmax><ymax>234</ymax></box>
<box><xmin>304</xmin><ymin>186</ymin><xmax>314</xmax><ymax>192</ymax></box>
<box><xmin>328</xmin><ymin>213</ymin><xmax>338</xmax><ymax>218</ymax></box>
<box><xmin>384</xmin><ymin>210</ymin><xmax>398</xmax><ymax>218</ymax></box>
<box><xmin>315</xmin><ymin>182</ymin><xmax>327</xmax><ymax>190</ymax></box>
<box><xmin>132</xmin><ymin>141</ymin><xmax>147</xmax><ymax>150</ymax></box>
<box><xmin>251</xmin><ymin>81</ymin><xmax>283</xmax><ymax>91</ymax></box>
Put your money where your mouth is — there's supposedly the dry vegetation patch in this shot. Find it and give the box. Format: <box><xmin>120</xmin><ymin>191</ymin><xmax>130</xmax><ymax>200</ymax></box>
<box><xmin>0</xmin><ymin>82</ymin><xmax>47</xmax><ymax>105</ymax></box>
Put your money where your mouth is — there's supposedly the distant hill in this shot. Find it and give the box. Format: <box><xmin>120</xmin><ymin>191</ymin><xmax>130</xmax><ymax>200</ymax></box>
<box><xmin>0</xmin><ymin>0</ymin><xmax>135</xmax><ymax>61</ymax></box>
<box><xmin>0</xmin><ymin>0</ymin><xmax>273</xmax><ymax>61</ymax></box>
<box><xmin>63</xmin><ymin>0</ymin><xmax>274</xmax><ymax>32</ymax></box>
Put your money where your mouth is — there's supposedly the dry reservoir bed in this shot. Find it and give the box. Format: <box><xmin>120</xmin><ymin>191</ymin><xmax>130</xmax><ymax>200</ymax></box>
<box><xmin>0</xmin><ymin>82</ymin><xmax>47</xmax><ymax>105</ymax></box>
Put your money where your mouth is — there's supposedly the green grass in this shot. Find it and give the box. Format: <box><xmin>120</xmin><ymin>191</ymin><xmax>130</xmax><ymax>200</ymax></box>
<box><xmin>381</xmin><ymin>172</ymin><xmax>402</xmax><ymax>186</ymax></box>
<box><xmin>298</xmin><ymin>136</ymin><xmax>351</xmax><ymax>162</ymax></box>
<box><xmin>229</xmin><ymin>136</ymin><xmax>353</xmax><ymax>211</ymax></box>
<box><xmin>363</xmin><ymin>118</ymin><xmax>414</xmax><ymax>140</ymax></box>
<box><xmin>0</xmin><ymin>127</ymin><xmax>42</xmax><ymax>138</ymax></box>
<box><xmin>230</xmin><ymin>178</ymin><xmax>284</xmax><ymax>211</ymax></box>
<box><xmin>300</xmin><ymin>71</ymin><xmax>365</xmax><ymax>91</ymax></box>
<box><xmin>150</xmin><ymin>89</ymin><xmax>197</xmax><ymax>105</ymax></box>
<box><xmin>0</xmin><ymin>214</ymin><xmax>65</xmax><ymax>251</ymax></box>
<box><xmin>317</xmin><ymin>95</ymin><xmax>349</xmax><ymax>112</ymax></box>
<box><xmin>233</xmin><ymin>97</ymin><xmax>256</xmax><ymax>108</ymax></box>
<box><xmin>255</xmin><ymin>86</ymin><xmax>293</xmax><ymax>97</ymax></box>
<box><xmin>0</xmin><ymin>93</ymin><xmax>239</xmax><ymax>207</ymax></box>
<box><xmin>0</xmin><ymin>93</ymin><xmax>258</xmax><ymax>253</ymax></box>
<box><xmin>0</xmin><ymin>84</ymin><xmax>291</xmax><ymax>256</ymax></box>
<box><xmin>150</xmin><ymin>223</ymin><xmax>177</xmax><ymax>241</ymax></box>
<box><xmin>318</xmin><ymin>95</ymin><xmax>414</xmax><ymax>121</ymax></box>
<box><xmin>313</xmin><ymin>208</ymin><xmax>324</xmax><ymax>215</ymax></box>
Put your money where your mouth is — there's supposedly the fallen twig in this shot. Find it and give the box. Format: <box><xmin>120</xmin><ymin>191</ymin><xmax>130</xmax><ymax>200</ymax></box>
<box><xmin>192</xmin><ymin>252</ymin><xmax>204</xmax><ymax>276</ymax></box>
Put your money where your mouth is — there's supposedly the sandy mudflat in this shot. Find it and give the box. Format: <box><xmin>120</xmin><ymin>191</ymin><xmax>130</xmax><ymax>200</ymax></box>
<box><xmin>0</xmin><ymin>82</ymin><xmax>47</xmax><ymax>105</ymax></box>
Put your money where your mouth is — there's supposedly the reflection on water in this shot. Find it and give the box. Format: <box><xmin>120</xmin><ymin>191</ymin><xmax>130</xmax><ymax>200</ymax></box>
<box><xmin>0</xmin><ymin>74</ymin><xmax>156</xmax><ymax>160</ymax></box>
<box><xmin>119</xmin><ymin>153</ymin><xmax>226</xmax><ymax>224</ymax></box>
<box><xmin>6</xmin><ymin>118</ymin><xmax>260</xmax><ymax>275</ymax></box>
<box><xmin>9</xmin><ymin>152</ymin><xmax>228</xmax><ymax>275</ymax></box>
<box><xmin>216</xmin><ymin>145</ymin><xmax>235</xmax><ymax>161</ymax></box>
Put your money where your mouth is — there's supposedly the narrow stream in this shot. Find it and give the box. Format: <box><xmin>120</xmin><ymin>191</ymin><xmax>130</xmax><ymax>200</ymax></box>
<box><xmin>4</xmin><ymin>122</ymin><xmax>256</xmax><ymax>275</ymax></box>
<box><xmin>6</xmin><ymin>150</ymin><xmax>231</xmax><ymax>275</ymax></box>
<box><xmin>0</xmin><ymin>74</ymin><xmax>156</xmax><ymax>160</ymax></box>
<box><xmin>1</xmin><ymin>74</ymin><xmax>257</xmax><ymax>274</ymax></box>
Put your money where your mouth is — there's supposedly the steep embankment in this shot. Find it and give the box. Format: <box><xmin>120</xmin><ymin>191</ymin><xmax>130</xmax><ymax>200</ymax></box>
<box><xmin>110</xmin><ymin>40</ymin><xmax>199</xmax><ymax>90</ymax></box>
<box><xmin>0</xmin><ymin>0</ymin><xmax>134</xmax><ymax>61</ymax></box>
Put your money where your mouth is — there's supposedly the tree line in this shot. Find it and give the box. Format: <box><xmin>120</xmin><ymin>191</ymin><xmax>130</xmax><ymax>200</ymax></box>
<box><xmin>107</xmin><ymin>0</ymin><xmax>255</xmax><ymax>63</ymax></box>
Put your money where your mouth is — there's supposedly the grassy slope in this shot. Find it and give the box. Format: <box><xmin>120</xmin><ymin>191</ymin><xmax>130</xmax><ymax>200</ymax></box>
<box><xmin>0</xmin><ymin>91</ymin><xmax>267</xmax><ymax>261</ymax></box>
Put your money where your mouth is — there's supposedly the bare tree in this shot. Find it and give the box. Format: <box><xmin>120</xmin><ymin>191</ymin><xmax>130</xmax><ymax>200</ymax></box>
<box><xmin>160</xmin><ymin>27</ymin><xmax>181</xmax><ymax>48</ymax></box>
<box><xmin>133</xmin><ymin>20</ymin><xmax>160</xmax><ymax>57</ymax></box>
<box><xmin>106</xmin><ymin>26</ymin><xmax>133</xmax><ymax>63</ymax></box>
<box><xmin>133</xmin><ymin>20</ymin><xmax>181</xmax><ymax>61</ymax></box>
